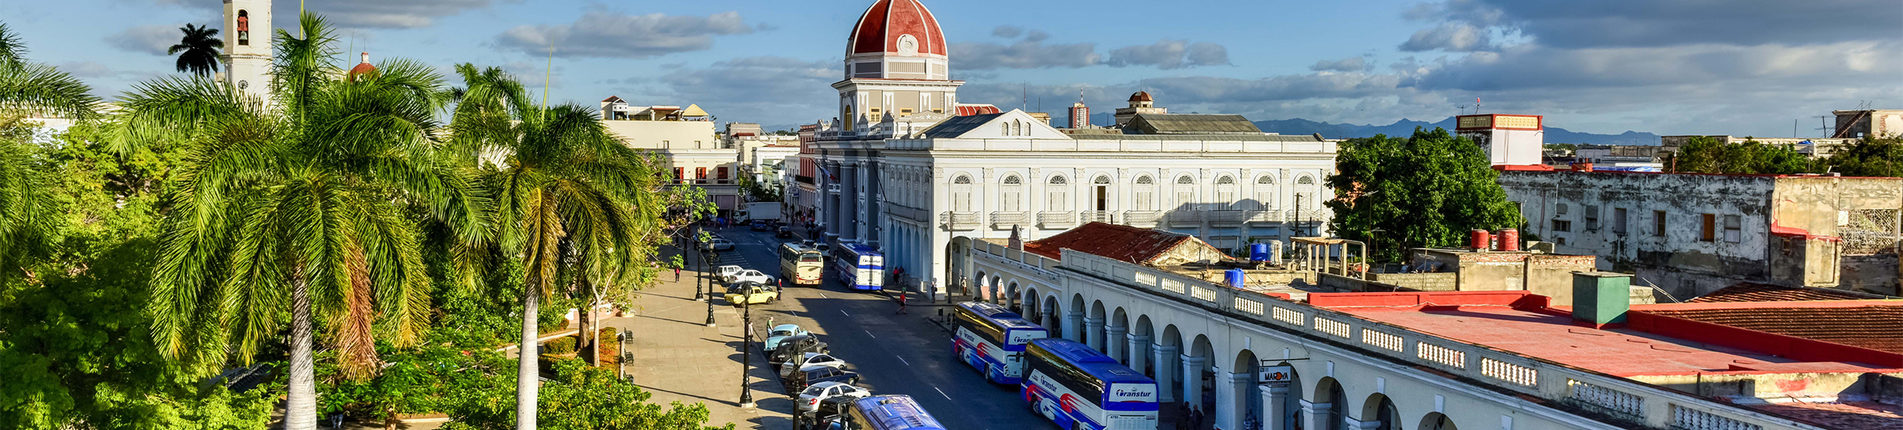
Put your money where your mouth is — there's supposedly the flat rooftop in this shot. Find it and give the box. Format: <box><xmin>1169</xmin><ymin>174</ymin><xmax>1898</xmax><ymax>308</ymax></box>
<box><xmin>1335</xmin><ymin>305</ymin><xmax>1890</xmax><ymax>377</ymax></box>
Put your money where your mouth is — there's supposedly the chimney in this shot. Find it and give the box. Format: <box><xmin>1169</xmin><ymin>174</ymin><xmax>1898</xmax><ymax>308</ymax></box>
<box><xmin>1572</xmin><ymin>272</ymin><xmax>1633</xmax><ymax>328</ymax></box>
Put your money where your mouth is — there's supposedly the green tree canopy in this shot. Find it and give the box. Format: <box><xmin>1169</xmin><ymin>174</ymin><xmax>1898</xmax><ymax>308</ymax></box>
<box><xmin>1326</xmin><ymin>128</ymin><xmax>1523</xmax><ymax>261</ymax></box>
<box><xmin>1666</xmin><ymin>136</ymin><xmax>1819</xmax><ymax>174</ymax></box>
<box><xmin>1825</xmin><ymin>137</ymin><xmax>1903</xmax><ymax>178</ymax></box>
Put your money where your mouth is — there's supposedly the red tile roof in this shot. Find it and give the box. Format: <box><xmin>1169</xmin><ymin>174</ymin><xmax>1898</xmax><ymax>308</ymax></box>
<box><xmin>1751</xmin><ymin>401</ymin><xmax>1903</xmax><ymax>430</ymax></box>
<box><xmin>1688</xmin><ymin>283</ymin><xmax>1877</xmax><ymax>303</ymax></box>
<box><xmin>1023</xmin><ymin>222</ymin><xmax>1202</xmax><ymax>264</ymax></box>
<box><xmin>955</xmin><ymin>104</ymin><xmax>1001</xmax><ymax>117</ymax></box>
<box><xmin>1641</xmin><ymin>304</ymin><xmax>1903</xmax><ymax>355</ymax></box>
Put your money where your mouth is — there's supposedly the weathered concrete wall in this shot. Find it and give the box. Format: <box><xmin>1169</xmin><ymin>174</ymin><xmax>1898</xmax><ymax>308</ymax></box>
<box><xmin>1840</xmin><ymin>253</ymin><xmax>1901</xmax><ymax>296</ymax></box>
<box><xmin>1368</xmin><ymin>272</ymin><xmax>1458</xmax><ymax>291</ymax></box>
<box><xmin>1526</xmin><ymin>254</ymin><xmax>1597</xmax><ymax>306</ymax></box>
<box><xmin>1499</xmin><ymin>171</ymin><xmax>1776</xmax><ymax>284</ymax></box>
<box><xmin>1629</xmin><ymin>371</ymin><xmax>1875</xmax><ymax>401</ymax></box>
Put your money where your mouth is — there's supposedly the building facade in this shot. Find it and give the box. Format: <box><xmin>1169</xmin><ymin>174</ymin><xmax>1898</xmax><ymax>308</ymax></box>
<box><xmin>597</xmin><ymin>96</ymin><xmax>744</xmax><ymax>212</ymax></box>
<box><xmin>1498</xmin><ymin>170</ymin><xmax>1903</xmax><ymax>298</ymax></box>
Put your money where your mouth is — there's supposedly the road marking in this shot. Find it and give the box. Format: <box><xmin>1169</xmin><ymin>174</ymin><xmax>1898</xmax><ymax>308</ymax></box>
<box><xmin>840</xmin><ymin>309</ymin><xmax>850</xmax><ymax>317</ymax></box>
<box><xmin>933</xmin><ymin>386</ymin><xmax>952</xmax><ymax>401</ymax></box>
<box><xmin>863</xmin><ymin>329</ymin><xmax>876</xmax><ymax>339</ymax></box>
<box><xmin>819</xmin><ymin>292</ymin><xmax>830</xmax><ymax>299</ymax></box>
<box><xmin>896</xmin><ymin>355</ymin><xmax>910</xmax><ymax>366</ymax></box>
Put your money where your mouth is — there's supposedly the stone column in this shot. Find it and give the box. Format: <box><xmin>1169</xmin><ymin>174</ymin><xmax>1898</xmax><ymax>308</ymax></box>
<box><xmin>1300</xmin><ymin>400</ymin><xmax>1332</xmax><ymax>430</ymax></box>
<box><xmin>1342</xmin><ymin>417</ymin><xmax>1381</xmax><ymax>429</ymax></box>
<box><xmin>1261</xmin><ymin>384</ymin><xmax>1290</xmax><ymax>430</ymax></box>
<box><xmin>1216</xmin><ymin>370</ymin><xmax>1250</xmax><ymax>430</ymax></box>
<box><xmin>1126</xmin><ymin>334</ymin><xmax>1152</xmax><ymax>373</ymax></box>
<box><xmin>1152</xmin><ymin>345</ymin><xmax>1179</xmax><ymax>403</ymax></box>
<box><xmin>1064</xmin><ymin>311</ymin><xmax>1085</xmax><ymax>343</ymax></box>
<box><xmin>1181</xmin><ymin>355</ymin><xmax>1208</xmax><ymax>412</ymax></box>
<box><xmin>1083</xmin><ymin>316</ymin><xmax>1105</xmax><ymax>351</ymax></box>
<box><xmin>1106</xmin><ymin>325</ymin><xmax>1129</xmax><ymax>362</ymax></box>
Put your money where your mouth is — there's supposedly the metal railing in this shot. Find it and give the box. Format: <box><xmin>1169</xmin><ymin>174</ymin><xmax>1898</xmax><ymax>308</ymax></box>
<box><xmin>1167</xmin><ymin>210</ymin><xmax>1204</xmax><ymax>227</ymax></box>
<box><xmin>940</xmin><ymin>212</ymin><xmax>979</xmax><ymax>231</ymax></box>
<box><xmin>1248</xmin><ymin>209</ymin><xmax>1283</xmax><ymax>224</ymax></box>
<box><xmin>1038</xmin><ymin>211</ymin><xmax>1076</xmax><ymax>229</ymax></box>
<box><xmin>1124</xmin><ymin>211</ymin><xmax>1161</xmax><ymax>227</ymax></box>
<box><xmin>1048</xmin><ymin>248</ymin><xmax>1823</xmax><ymax>430</ymax></box>
<box><xmin>991</xmin><ymin>211</ymin><xmax>1030</xmax><ymax>230</ymax></box>
<box><xmin>1207</xmin><ymin>210</ymin><xmax>1248</xmax><ymax>227</ymax></box>
<box><xmin>1080</xmin><ymin>210</ymin><xmax>1114</xmax><ymax>224</ymax></box>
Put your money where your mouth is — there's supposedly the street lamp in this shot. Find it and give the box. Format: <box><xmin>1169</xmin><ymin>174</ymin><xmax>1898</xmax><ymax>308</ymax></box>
<box><xmin>738</xmin><ymin>296</ymin><xmax>756</xmax><ymax>408</ymax></box>
<box><xmin>618</xmin><ymin>329</ymin><xmax>633</xmax><ymax>380</ymax></box>
<box><xmin>693</xmin><ymin>228</ymin><xmax>706</xmax><ymax>302</ymax></box>
<box><xmin>705</xmin><ymin>251</ymin><xmax>721</xmax><ymax>327</ymax></box>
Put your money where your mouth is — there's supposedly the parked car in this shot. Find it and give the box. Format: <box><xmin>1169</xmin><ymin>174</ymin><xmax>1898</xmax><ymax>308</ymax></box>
<box><xmin>789</xmin><ymin>367</ymin><xmax>859</xmax><ymax>392</ymax></box>
<box><xmin>797</xmin><ymin>381</ymin><xmax>870</xmax><ymax>412</ymax></box>
<box><xmin>779</xmin><ymin>352</ymin><xmax>848</xmax><ymax>380</ymax></box>
<box><xmin>724</xmin><ymin>282</ymin><xmax>778</xmax><ymax>305</ymax></box>
<box><xmin>703</xmin><ymin>236</ymin><xmax>736</xmax><ymax>251</ymax></box>
<box><xmin>726</xmin><ymin>269</ymin><xmax>772</xmax><ymax>285</ymax></box>
<box><xmin>764</xmin><ymin>324</ymin><xmax>809</xmax><ymax>351</ymax></box>
<box><xmin>776</xmin><ymin>226</ymin><xmax>794</xmax><ymax>238</ymax></box>
<box><xmin>769</xmin><ymin>335</ymin><xmax>829</xmax><ymax>365</ymax></box>
<box><xmin>714</xmin><ymin>265</ymin><xmax>744</xmax><ymax>283</ymax></box>
<box><xmin>750</xmin><ymin>220</ymin><xmax>771</xmax><ymax>231</ymax></box>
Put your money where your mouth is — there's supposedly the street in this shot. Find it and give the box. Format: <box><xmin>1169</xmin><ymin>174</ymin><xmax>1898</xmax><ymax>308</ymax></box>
<box><xmin>658</xmin><ymin>226</ymin><xmax>1057</xmax><ymax>430</ymax></box>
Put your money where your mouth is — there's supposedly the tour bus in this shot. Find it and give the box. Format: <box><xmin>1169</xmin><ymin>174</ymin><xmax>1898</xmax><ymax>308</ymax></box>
<box><xmin>1022</xmin><ymin>338</ymin><xmax>1160</xmax><ymax>430</ymax></box>
<box><xmin>831</xmin><ymin>241</ymin><xmax>885</xmax><ymax>291</ymax></box>
<box><xmin>842</xmin><ymin>395</ymin><xmax>946</xmax><ymax>430</ymax></box>
<box><xmin>780</xmin><ymin>243</ymin><xmax>825</xmax><ymax>287</ymax></box>
<box><xmin>951</xmin><ymin>302</ymin><xmax>1048</xmax><ymax>384</ymax></box>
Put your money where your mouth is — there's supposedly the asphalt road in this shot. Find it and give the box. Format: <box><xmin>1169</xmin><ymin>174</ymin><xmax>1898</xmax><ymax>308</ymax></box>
<box><xmin>703</xmin><ymin>227</ymin><xmax>1057</xmax><ymax>430</ymax></box>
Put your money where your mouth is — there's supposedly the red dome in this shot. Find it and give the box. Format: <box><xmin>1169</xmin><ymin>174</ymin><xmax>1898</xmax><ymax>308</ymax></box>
<box><xmin>348</xmin><ymin>52</ymin><xmax>377</xmax><ymax>80</ymax></box>
<box><xmin>849</xmin><ymin>0</ymin><xmax>946</xmax><ymax>56</ymax></box>
<box><xmin>1129</xmin><ymin>91</ymin><xmax>1154</xmax><ymax>102</ymax></box>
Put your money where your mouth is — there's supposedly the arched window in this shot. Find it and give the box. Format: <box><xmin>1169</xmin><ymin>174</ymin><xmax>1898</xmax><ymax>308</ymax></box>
<box><xmin>1174</xmin><ymin>175</ymin><xmax>1197</xmax><ymax>207</ymax></box>
<box><xmin>1133</xmin><ymin>176</ymin><xmax>1155</xmax><ymax>211</ymax></box>
<box><xmin>1253</xmin><ymin>176</ymin><xmax>1277</xmax><ymax>210</ymax></box>
<box><xmin>1001</xmin><ymin>175</ymin><xmax>1023</xmax><ymax>212</ymax></box>
<box><xmin>1215</xmin><ymin>176</ymin><xmax>1237</xmax><ymax>206</ymax></box>
<box><xmin>1001</xmin><ymin>123</ymin><xmax>1010</xmax><ymax>135</ymax></box>
<box><xmin>1046</xmin><ymin>175</ymin><xmax>1070</xmax><ymax>212</ymax></box>
<box><xmin>951</xmin><ymin>175</ymin><xmax>973</xmax><ymax>212</ymax></box>
<box><xmin>1091</xmin><ymin>176</ymin><xmax>1112</xmax><ymax>211</ymax></box>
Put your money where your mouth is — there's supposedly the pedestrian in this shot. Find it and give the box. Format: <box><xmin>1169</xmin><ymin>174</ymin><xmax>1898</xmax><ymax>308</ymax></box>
<box><xmin>1192</xmin><ymin>407</ymin><xmax>1204</xmax><ymax>430</ymax></box>
<box><xmin>674</xmin><ymin>266</ymin><xmax>682</xmax><ymax>282</ymax></box>
<box><xmin>896</xmin><ymin>288</ymin><xmax>908</xmax><ymax>314</ymax></box>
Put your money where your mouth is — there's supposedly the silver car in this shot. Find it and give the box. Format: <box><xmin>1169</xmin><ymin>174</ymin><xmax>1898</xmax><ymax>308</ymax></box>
<box><xmin>796</xmin><ymin>381</ymin><xmax>870</xmax><ymax>412</ymax></box>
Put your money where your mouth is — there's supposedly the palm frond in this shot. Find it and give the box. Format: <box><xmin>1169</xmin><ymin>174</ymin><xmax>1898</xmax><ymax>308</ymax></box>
<box><xmin>0</xmin><ymin>62</ymin><xmax>99</xmax><ymax>121</ymax></box>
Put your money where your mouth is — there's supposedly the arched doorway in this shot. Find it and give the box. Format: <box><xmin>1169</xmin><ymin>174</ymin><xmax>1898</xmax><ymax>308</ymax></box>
<box><xmin>1228</xmin><ymin>349</ymin><xmax>1262</xmax><ymax>430</ymax></box>
<box><xmin>1311</xmin><ymin>378</ymin><xmax>1348</xmax><ymax>430</ymax></box>
<box><xmin>1110</xmin><ymin>307</ymin><xmax>1131</xmax><ymax>363</ymax></box>
<box><xmin>1132</xmin><ymin>315</ymin><xmax>1156</xmax><ymax>376</ymax></box>
<box><xmin>1360</xmin><ymin>393</ymin><xmax>1400</xmax><ymax>430</ymax></box>
<box><xmin>1417</xmin><ymin>412</ymin><xmax>1457</xmax><ymax>430</ymax></box>
<box><xmin>1044</xmin><ymin>295</ymin><xmax>1063</xmax><ymax>338</ymax></box>
<box><xmin>1066</xmin><ymin>294</ymin><xmax>1087</xmax><ymax>343</ymax></box>
<box><xmin>1088</xmin><ymin>300</ymin><xmax>1108</xmax><ymax>352</ymax></box>
<box><xmin>1188</xmin><ymin>335</ymin><xmax>1216</xmax><ymax>417</ymax></box>
<box><xmin>1159</xmin><ymin>325</ymin><xmax>1185</xmax><ymax>403</ymax></box>
<box><xmin>1265</xmin><ymin>362</ymin><xmax>1303</xmax><ymax>430</ymax></box>
<box><xmin>972</xmin><ymin>270</ymin><xmax>988</xmax><ymax>301</ymax></box>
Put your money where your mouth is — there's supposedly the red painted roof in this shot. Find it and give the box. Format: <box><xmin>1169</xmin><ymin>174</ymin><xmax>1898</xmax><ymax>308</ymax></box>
<box><xmin>849</xmin><ymin>0</ymin><xmax>947</xmax><ymax>56</ymax></box>
<box><xmin>348</xmin><ymin>52</ymin><xmax>377</xmax><ymax>80</ymax></box>
<box><xmin>955</xmin><ymin>104</ymin><xmax>1001</xmax><ymax>117</ymax></box>
<box><xmin>1687</xmin><ymin>283</ymin><xmax>1876</xmax><ymax>303</ymax></box>
<box><xmin>1023</xmin><ymin>222</ymin><xmax>1196</xmax><ymax>264</ymax></box>
<box><xmin>1129</xmin><ymin>91</ymin><xmax>1153</xmax><ymax>102</ymax></box>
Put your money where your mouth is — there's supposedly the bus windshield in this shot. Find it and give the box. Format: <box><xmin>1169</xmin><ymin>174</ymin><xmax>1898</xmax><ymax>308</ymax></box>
<box><xmin>847</xmin><ymin>395</ymin><xmax>946</xmax><ymax>430</ymax></box>
<box><xmin>831</xmin><ymin>241</ymin><xmax>885</xmax><ymax>291</ymax></box>
<box><xmin>780</xmin><ymin>244</ymin><xmax>825</xmax><ymax>286</ymax></box>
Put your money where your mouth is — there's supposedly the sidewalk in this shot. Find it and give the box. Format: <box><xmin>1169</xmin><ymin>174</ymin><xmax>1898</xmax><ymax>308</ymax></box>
<box><xmin>620</xmin><ymin>256</ymin><xmax>793</xmax><ymax>429</ymax></box>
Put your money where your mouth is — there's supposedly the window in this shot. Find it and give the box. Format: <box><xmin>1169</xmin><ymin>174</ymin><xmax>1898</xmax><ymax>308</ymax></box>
<box><xmin>1700</xmin><ymin>214</ymin><xmax>1716</xmax><ymax>242</ymax></box>
<box><xmin>1001</xmin><ymin>175</ymin><xmax>1023</xmax><ymax>212</ymax></box>
<box><xmin>1174</xmin><ymin>175</ymin><xmax>1196</xmax><ymax>207</ymax></box>
<box><xmin>1723</xmin><ymin>215</ymin><xmax>1742</xmax><ymax>243</ymax></box>
<box><xmin>717</xmin><ymin>167</ymin><xmax>730</xmax><ymax>180</ymax></box>
<box><xmin>1553</xmin><ymin>219</ymin><xmax>1572</xmax><ymax>232</ymax></box>
<box><xmin>1092</xmin><ymin>176</ymin><xmax>1112</xmax><ymax>211</ymax></box>
<box><xmin>1215</xmin><ymin>176</ymin><xmax>1237</xmax><ymax>206</ymax></box>
<box><xmin>695</xmin><ymin>167</ymin><xmax>708</xmax><ymax>180</ymax></box>
<box><xmin>1556</xmin><ymin>203</ymin><xmax>1570</xmax><ymax>215</ymax></box>
<box><xmin>1046</xmin><ymin>176</ymin><xmax>1070</xmax><ymax>212</ymax></box>
<box><xmin>1134</xmin><ymin>176</ymin><xmax>1155</xmax><ymax>211</ymax></box>
<box><xmin>673</xmin><ymin>167</ymin><xmax>685</xmax><ymax>183</ymax></box>
<box><xmin>1584</xmin><ymin>205</ymin><xmax>1600</xmax><ymax>232</ymax></box>
<box><xmin>1613</xmin><ymin>208</ymin><xmax>1629</xmax><ymax>235</ymax></box>
<box><xmin>1653</xmin><ymin>210</ymin><xmax>1667</xmax><ymax>238</ymax></box>
<box><xmin>951</xmin><ymin>175</ymin><xmax>973</xmax><ymax>212</ymax></box>
<box><xmin>1253</xmin><ymin>176</ymin><xmax>1277</xmax><ymax>210</ymax></box>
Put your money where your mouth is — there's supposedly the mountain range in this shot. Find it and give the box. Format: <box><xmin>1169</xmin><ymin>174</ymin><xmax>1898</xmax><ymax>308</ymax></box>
<box><xmin>1253</xmin><ymin>117</ymin><xmax>1663</xmax><ymax>146</ymax></box>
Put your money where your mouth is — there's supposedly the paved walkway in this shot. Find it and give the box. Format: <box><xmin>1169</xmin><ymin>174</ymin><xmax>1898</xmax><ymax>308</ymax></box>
<box><xmin>620</xmin><ymin>251</ymin><xmax>794</xmax><ymax>429</ymax></box>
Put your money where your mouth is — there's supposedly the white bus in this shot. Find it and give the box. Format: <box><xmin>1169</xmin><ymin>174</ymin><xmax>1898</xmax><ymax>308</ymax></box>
<box><xmin>831</xmin><ymin>241</ymin><xmax>884</xmax><ymax>291</ymax></box>
<box><xmin>780</xmin><ymin>243</ymin><xmax>824</xmax><ymax>287</ymax></box>
<box><xmin>952</xmin><ymin>302</ymin><xmax>1048</xmax><ymax>384</ymax></box>
<box><xmin>1022</xmin><ymin>338</ymin><xmax>1159</xmax><ymax>430</ymax></box>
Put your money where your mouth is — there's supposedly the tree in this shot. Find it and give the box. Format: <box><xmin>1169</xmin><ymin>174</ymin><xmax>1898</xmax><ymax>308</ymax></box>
<box><xmin>1665</xmin><ymin>136</ymin><xmax>1818</xmax><ymax>174</ymax></box>
<box><xmin>1326</xmin><ymin>128</ymin><xmax>1523</xmax><ymax>262</ymax></box>
<box><xmin>441</xmin><ymin>359</ymin><xmax>732</xmax><ymax>430</ymax></box>
<box><xmin>124</xmin><ymin>14</ymin><xmax>474</xmax><ymax>430</ymax></box>
<box><xmin>168</xmin><ymin>24</ymin><xmax>223</xmax><ymax>77</ymax></box>
<box><xmin>448</xmin><ymin>63</ymin><xmax>664</xmax><ymax>429</ymax></box>
<box><xmin>0</xmin><ymin>23</ymin><xmax>101</xmax><ymax>272</ymax></box>
<box><xmin>1825</xmin><ymin>137</ymin><xmax>1903</xmax><ymax>178</ymax></box>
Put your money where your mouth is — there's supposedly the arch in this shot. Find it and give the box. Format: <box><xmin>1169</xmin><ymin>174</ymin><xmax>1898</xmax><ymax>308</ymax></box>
<box><xmin>1232</xmin><ymin>349</ymin><xmax>1263</xmax><ymax>429</ymax></box>
<box><xmin>1417</xmin><ymin>412</ymin><xmax>1457</xmax><ymax>430</ymax></box>
<box><xmin>972</xmin><ymin>270</ymin><xmax>988</xmax><ymax>300</ymax></box>
<box><xmin>952</xmin><ymin>175</ymin><xmax>972</xmax><ymax>185</ymax></box>
<box><xmin>1160</xmin><ymin>325</ymin><xmax>1185</xmax><ymax>402</ymax></box>
<box><xmin>1003</xmin><ymin>175</ymin><xmax>1023</xmax><ymax>185</ymax></box>
<box><xmin>1088</xmin><ymin>301</ymin><xmax>1109</xmax><ymax>352</ymax></box>
<box><xmin>1361</xmin><ymin>393</ymin><xmax>1401</xmax><ymax>430</ymax></box>
<box><xmin>1215</xmin><ymin>175</ymin><xmax>1238</xmax><ymax>208</ymax></box>
<box><xmin>1021</xmin><ymin>285</ymin><xmax>1039</xmax><ymax>319</ymax></box>
<box><xmin>1048</xmin><ymin>175</ymin><xmax>1069</xmax><ymax>185</ymax></box>
<box><xmin>1253</xmin><ymin>175</ymin><xmax>1279</xmax><ymax>211</ymax></box>
<box><xmin>1043</xmin><ymin>295</ymin><xmax>1062</xmax><ymax>337</ymax></box>
<box><xmin>1312</xmin><ymin>377</ymin><xmax>1349</xmax><ymax>430</ymax></box>
<box><xmin>1216</xmin><ymin>176</ymin><xmax>1236</xmax><ymax>185</ymax></box>
<box><xmin>1133</xmin><ymin>175</ymin><xmax>1157</xmax><ymax>211</ymax></box>
<box><xmin>1176</xmin><ymin>175</ymin><xmax>1197</xmax><ymax>185</ymax></box>
<box><xmin>1001</xmin><ymin>174</ymin><xmax>1024</xmax><ymax>212</ymax></box>
<box><xmin>1047</xmin><ymin>175</ymin><xmax>1072</xmax><ymax>212</ymax></box>
<box><xmin>1296</xmin><ymin>175</ymin><xmax>1316</xmax><ymax>185</ymax></box>
<box><xmin>951</xmin><ymin>174</ymin><xmax>974</xmax><ymax>212</ymax></box>
<box><xmin>1135</xmin><ymin>175</ymin><xmax>1154</xmax><ymax>185</ymax></box>
<box><xmin>1267</xmin><ymin>361</ymin><xmax>1306</xmax><ymax>430</ymax></box>
<box><xmin>1093</xmin><ymin>175</ymin><xmax>1112</xmax><ymax>185</ymax></box>
<box><xmin>1188</xmin><ymin>335</ymin><xmax>1217</xmax><ymax>414</ymax></box>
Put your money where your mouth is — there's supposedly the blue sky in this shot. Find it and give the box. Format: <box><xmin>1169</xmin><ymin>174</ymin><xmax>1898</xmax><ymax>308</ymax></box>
<box><xmin>6</xmin><ymin>0</ymin><xmax>1899</xmax><ymax>137</ymax></box>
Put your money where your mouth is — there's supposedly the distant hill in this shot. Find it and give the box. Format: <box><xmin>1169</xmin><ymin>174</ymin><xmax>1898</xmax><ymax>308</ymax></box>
<box><xmin>1254</xmin><ymin>117</ymin><xmax>1662</xmax><ymax>146</ymax></box>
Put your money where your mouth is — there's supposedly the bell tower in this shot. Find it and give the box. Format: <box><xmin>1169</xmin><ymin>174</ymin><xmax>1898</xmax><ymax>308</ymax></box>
<box><xmin>223</xmin><ymin>0</ymin><xmax>273</xmax><ymax>102</ymax></box>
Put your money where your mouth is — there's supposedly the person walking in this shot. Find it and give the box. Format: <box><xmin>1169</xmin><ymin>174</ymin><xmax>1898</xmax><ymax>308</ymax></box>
<box><xmin>896</xmin><ymin>288</ymin><xmax>909</xmax><ymax>314</ymax></box>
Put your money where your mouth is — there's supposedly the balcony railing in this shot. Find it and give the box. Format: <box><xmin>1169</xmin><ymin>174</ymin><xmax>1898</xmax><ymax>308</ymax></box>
<box><xmin>1038</xmin><ymin>211</ymin><xmax>1076</xmax><ymax>229</ymax></box>
<box><xmin>1207</xmin><ymin>210</ymin><xmax>1248</xmax><ymax>227</ymax></box>
<box><xmin>991</xmin><ymin>211</ymin><xmax>1030</xmax><ymax>230</ymax></box>
<box><xmin>940</xmin><ymin>212</ymin><xmax>979</xmax><ymax>231</ymax></box>
<box><xmin>1124</xmin><ymin>211</ymin><xmax>1161</xmax><ymax>228</ymax></box>
<box><xmin>1248</xmin><ymin>209</ymin><xmax>1283</xmax><ymax>225</ymax></box>
<box><xmin>1167</xmin><ymin>210</ymin><xmax>1204</xmax><ymax>228</ymax></box>
<box><xmin>884</xmin><ymin>205</ymin><xmax>926</xmax><ymax>222</ymax></box>
<box><xmin>1080</xmin><ymin>210</ymin><xmax>1114</xmax><ymax>224</ymax></box>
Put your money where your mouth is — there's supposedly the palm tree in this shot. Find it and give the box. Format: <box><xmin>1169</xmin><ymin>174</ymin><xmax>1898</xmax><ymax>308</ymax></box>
<box><xmin>0</xmin><ymin>22</ymin><xmax>98</xmax><ymax>269</ymax></box>
<box><xmin>128</xmin><ymin>14</ymin><xmax>474</xmax><ymax>430</ymax></box>
<box><xmin>449</xmin><ymin>63</ymin><xmax>662</xmax><ymax>429</ymax></box>
<box><xmin>168</xmin><ymin>24</ymin><xmax>223</xmax><ymax>77</ymax></box>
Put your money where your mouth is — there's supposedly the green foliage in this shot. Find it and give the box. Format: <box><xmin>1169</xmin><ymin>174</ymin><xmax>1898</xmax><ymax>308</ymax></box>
<box><xmin>544</xmin><ymin>337</ymin><xmax>578</xmax><ymax>355</ymax></box>
<box><xmin>1825</xmin><ymin>137</ymin><xmax>1903</xmax><ymax>178</ymax></box>
<box><xmin>167</xmin><ymin>24</ymin><xmax>223</xmax><ymax>77</ymax></box>
<box><xmin>441</xmin><ymin>359</ymin><xmax>733</xmax><ymax>430</ymax></box>
<box><xmin>1326</xmin><ymin>128</ymin><xmax>1524</xmax><ymax>261</ymax></box>
<box><xmin>1666</xmin><ymin>136</ymin><xmax>1819</xmax><ymax>174</ymax></box>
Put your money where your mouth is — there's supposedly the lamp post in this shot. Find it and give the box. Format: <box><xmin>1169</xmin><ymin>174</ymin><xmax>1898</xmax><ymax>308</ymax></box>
<box><xmin>738</xmin><ymin>296</ymin><xmax>756</xmax><ymax>408</ymax></box>
<box><xmin>705</xmin><ymin>251</ymin><xmax>720</xmax><ymax>327</ymax></box>
<box><xmin>618</xmin><ymin>329</ymin><xmax>633</xmax><ymax>380</ymax></box>
<box><xmin>693</xmin><ymin>227</ymin><xmax>706</xmax><ymax>302</ymax></box>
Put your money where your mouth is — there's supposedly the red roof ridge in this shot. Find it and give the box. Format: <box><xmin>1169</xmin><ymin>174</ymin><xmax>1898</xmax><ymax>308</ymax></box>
<box><xmin>1633</xmin><ymin>300</ymin><xmax>1903</xmax><ymax>312</ymax></box>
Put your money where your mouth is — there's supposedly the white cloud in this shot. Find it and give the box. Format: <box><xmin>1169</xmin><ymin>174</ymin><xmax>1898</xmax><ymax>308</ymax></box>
<box><xmin>496</xmin><ymin>11</ymin><xmax>753</xmax><ymax>59</ymax></box>
<box><xmin>1106</xmin><ymin>40</ymin><xmax>1230</xmax><ymax>69</ymax></box>
<box><xmin>107</xmin><ymin>25</ymin><xmax>181</xmax><ymax>55</ymax></box>
<box><xmin>155</xmin><ymin>0</ymin><xmax>508</xmax><ymax>29</ymax></box>
<box><xmin>1311</xmin><ymin>56</ymin><xmax>1371</xmax><ymax>72</ymax></box>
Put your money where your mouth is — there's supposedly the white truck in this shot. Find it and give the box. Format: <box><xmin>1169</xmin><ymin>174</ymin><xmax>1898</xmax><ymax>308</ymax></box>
<box><xmin>737</xmin><ymin>202</ymin><xmax>782</xmax><ymax>224</ymax></box>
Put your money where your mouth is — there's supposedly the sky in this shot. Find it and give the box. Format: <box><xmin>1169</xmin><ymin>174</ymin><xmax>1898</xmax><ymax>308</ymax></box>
<box><xmin>5</xmin><ymin>0</ymin><xmax>1900</xmax><ymax>137</ymax></box>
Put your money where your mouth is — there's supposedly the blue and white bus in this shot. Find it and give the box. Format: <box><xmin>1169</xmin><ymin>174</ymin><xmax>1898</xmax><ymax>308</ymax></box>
<box><xmin>952</xmin><ymin>302</ymin><xmax>1048</xmax><ymax>384</ymax></box>
<box><xmin>843</xmin><ymin>395</ymin><xmax>946</xmax><ymax>430</ymax></box>
<box><xmin>831</xmin><ymin>241</ymin><xmax>885</xmax><ymax>291</ymax></box>
<box><xmin>1022</xmin><ymin>339</ymin><xmax>1160</xmax><ymax>430</ymax></box>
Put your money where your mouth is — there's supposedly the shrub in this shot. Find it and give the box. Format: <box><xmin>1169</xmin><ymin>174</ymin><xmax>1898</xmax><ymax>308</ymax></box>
<box><xmin>544</xmin><ymin>337</ymin><xmax>577</xmax><ymax>355</ymax></box>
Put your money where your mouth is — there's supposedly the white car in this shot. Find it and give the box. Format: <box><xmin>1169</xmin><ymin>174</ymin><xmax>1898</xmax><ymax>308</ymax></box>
<box><xmin>714</xmin><ymin>265</ymin><xmax>744</xmax><ymax>283</ymax></box>
<box><xmin>779</xmin><ymin>352</ymin><xmax>848</xmax><ymax>380</ymax></box>
<box><xmin>728</xmin><ymin>269</ymin><xmax>772</xmax><ymax>285</ymax></box>
<box><xmin>797</xmin><ymin>381</ymin><xmax>870</xmax><ymax>412</ymax></box>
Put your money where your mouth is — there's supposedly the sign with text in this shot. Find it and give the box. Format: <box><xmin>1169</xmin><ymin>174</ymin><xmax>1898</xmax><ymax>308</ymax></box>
<box><xmin>1259</xmin><ymin>365</ymin><xmax>1293</xmax><ymax>384</ymax></box>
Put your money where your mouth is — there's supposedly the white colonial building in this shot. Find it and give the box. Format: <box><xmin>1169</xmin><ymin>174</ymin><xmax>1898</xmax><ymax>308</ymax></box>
<box><xmin>812</xmin><ymin>0</ymin><xmax>1338</xmax><ymax>294</ymax></box>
